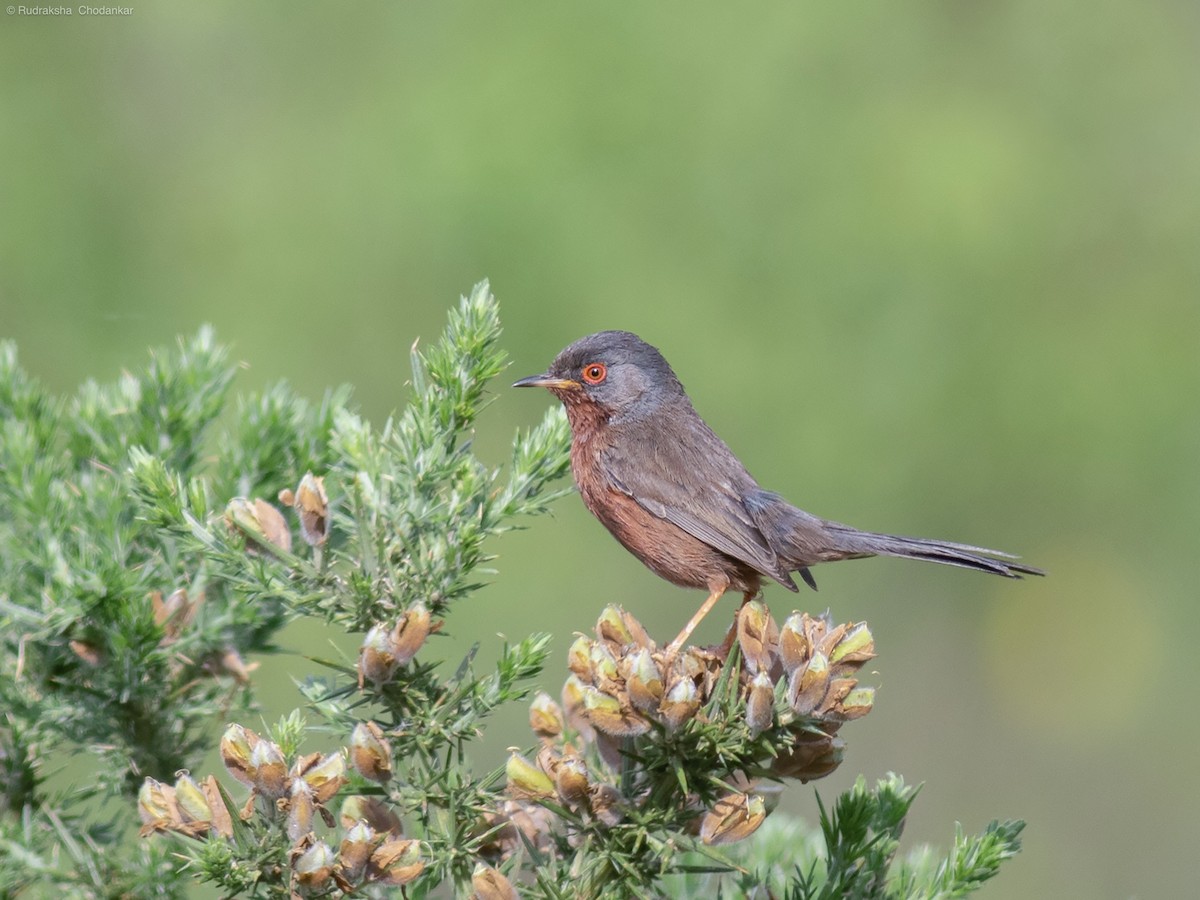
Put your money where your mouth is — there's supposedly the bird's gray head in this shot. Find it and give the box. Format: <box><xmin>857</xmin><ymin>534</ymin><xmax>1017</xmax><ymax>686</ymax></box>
<box><xmin>513</xmin><ymin>330</ymin><xmax>686</xmax><ymax>421</ymax></box>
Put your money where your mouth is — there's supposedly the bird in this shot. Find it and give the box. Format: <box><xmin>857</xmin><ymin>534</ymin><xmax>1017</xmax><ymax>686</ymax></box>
<box><xmin>514</xmin><ymin>330</ymin><xmax>1042</xmax><ymax>653</ymax></box>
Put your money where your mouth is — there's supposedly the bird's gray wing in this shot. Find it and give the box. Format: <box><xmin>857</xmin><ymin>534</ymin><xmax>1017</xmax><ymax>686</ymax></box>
<box><xmin>599</xmin><ymin>420</ymin><xmax>796</xmax><ymax>588</ymax></box>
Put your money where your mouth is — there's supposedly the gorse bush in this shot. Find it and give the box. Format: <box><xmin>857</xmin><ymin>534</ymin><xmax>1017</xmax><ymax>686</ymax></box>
<box><xmin>0</xmin><ymin>282</ymin><xmax>1022</xmax><ymax>898</ymax></box>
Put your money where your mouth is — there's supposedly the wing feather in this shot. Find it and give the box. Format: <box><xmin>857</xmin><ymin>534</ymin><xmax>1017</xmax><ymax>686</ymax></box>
<box><xmin>599</xmin><ymin>422</ymin><xmax>794</xmax><ymax>588</ymax></box>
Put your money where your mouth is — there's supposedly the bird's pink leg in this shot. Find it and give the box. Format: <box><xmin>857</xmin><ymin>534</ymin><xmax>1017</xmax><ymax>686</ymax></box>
<box><xmin>666</xmin><ymin>583</ymin><xmax>729</xmax><ymax>655</ymax></box>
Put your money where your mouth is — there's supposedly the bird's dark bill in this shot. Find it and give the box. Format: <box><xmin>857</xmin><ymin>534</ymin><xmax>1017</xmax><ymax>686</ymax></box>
<box><xmin>513</xmin><ymin>374</ymin><xmax>579</xmax><ymax>390</ymax></box>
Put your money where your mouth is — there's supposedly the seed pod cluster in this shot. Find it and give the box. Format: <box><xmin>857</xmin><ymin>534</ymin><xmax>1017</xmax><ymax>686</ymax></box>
<box><xmin>562</xmin><ymin>603</ymin><xmax>874</xmax><ymax>754</ymax></box>
<box><xmin>217</xmin><ymin>724</ymin><xmax>349</xmax><ymax>835</ymax></box>
<box><xmin>305</xmin><ymin>795</ymin><xmax>419</xmax><ymax>893</ymax></box>
<box><xmin>740</xmin><ymin>603</ymin><xmax>876</xmax><ymax>725</ymax></box>
<box><xmin>562</xmin><ymin>605</ymin><xmax>723</xmax><ymax>742</ymax></box>
<box><xmin>138</xmin><ymin>773</ymin><xmax>233</xmax><ymax>839</ymax></box>
<box><xmin>475</xmin><ymin>796</ymin><xmax>556</xmax><ymax>863</ymax></box>
<box><xmin>507</xmin><ymin>602</ymin><xmax>878</xmax><ymax>850</ymax></box>
<box><xmin>734</xmin><ymin>603</ymin><xmax>877</xmax><ymax>783</ymax></box>
<box><xmin>223</xmin><ymin>472</ymin><xmax>333</xmax><ymax>560</ymax></box>
<box><xmin>356</xmin><ymin>602</ymin><xmax>433</xmax><ymax>688</ymax></box>
<box><xmin>505</xmin><ymin>748</ymin><xmax>621</xmax><ymax>825</ymax></box>
<box><xmin>290</xmin><ymin>830</ymin><xmax>423</xmax><ymax>894</ymax></box>
<box><xmin>144</xmin><ymin>721</ymin><xmax>419</xmax><ymax>894</ymax></box>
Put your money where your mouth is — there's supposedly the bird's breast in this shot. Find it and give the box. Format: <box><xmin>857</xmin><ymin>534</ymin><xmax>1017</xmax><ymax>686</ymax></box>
<box><xmin>568</xmin><ymin>431</ymin><xmax>760</xmax><ymax>594</ymax></box>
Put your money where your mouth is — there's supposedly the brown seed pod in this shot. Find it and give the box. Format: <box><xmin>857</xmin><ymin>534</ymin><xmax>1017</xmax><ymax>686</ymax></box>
<box><xmin>369</xmin><ymin>838</ymin><xmax>424</xmax><ymax>886</ymax></box>
<box><xmin>350</xmin><ymin>722</ymin><xmax>393</xmax><ymax>784</ymax></box>
<box><xmin>337</xmin><ymin>820</ymin><xmax>377</xmax><ymax>884</ymax></box>
<box><xmin>736</xmin><ymin>600</ymin><xmax>779</xmax><ymax>676</ymax></box>
<box><xmin>700</xmin><ymin>791</ymin><xmax>767</xmax><ymax>846</ymax></box>
<box><xmin>787</xmin><ymin>651</ymin><xmax>831</xmax><ymax>716</ymax></box>
<box><xmin>528</xmin><ymin>691</ymin><xmax>565</xmax><ymax>741</ymax></box>
<box><xmin>658</xmin><ymin>677</ymin><xmax>700</xmax><ymax>732</ymax></box>
<box><xmin>581</xmin><ymin>685</ymin><xmax>651</xmax><ymax>737</ymax></box>
<box><xmin>471</xmin><ymin>863</ymin><xmax>520</xmax><ymax>900</ymax></box>
<box><xmin>745</xmin><ymin>671</ymin><xmax>775</xmax><ymax>736</ymax></box>
<box><xmin>293</xmin><ymin>472</ymin><xmax>330</xmax><ymax>547</ymax></box>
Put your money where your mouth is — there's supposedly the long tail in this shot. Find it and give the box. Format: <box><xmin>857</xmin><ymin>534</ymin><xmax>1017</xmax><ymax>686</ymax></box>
<box><xmin>821</xmin><ymin>523</ymin><xmax>1045</xmax><ymax>579</ymax></box>
<box><xmin>744</xmin><ymin>491</ymin><xmax>1043</xmax><ymax>585</ymax></box>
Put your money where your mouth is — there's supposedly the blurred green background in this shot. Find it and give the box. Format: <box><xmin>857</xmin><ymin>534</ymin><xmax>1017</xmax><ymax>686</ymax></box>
<box><xmin>2</xmin><ymin>3</ymin><xmax>1197</xmax><ymax>897</ymax></box>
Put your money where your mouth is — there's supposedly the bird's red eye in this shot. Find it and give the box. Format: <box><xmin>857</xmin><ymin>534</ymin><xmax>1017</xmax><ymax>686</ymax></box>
<box><xmin>581</xmin><ymin>363</ymin><xmax>607</xmax><ymax>385</ymax></box>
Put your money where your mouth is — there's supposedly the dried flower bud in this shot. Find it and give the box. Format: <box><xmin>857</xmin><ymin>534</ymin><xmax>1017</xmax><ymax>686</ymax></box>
<box><xmin>588</xmin><ymin>643</ymin><xmax>621</xmax><ymax>690</ymax></box>
<box><xmin>338</xmin><ymin>820</ymin><xmax>376</xmax><ymax>884</ymax></box>
<box><xmin>528</xmin><ymin>691</ymin><xmax>564</xmax><ymax>740</ymax></box>
<box><xmin>623</xmin><ymin>647</ymin><xmax>664</xmax><ymax>713</ymax></box>
<box><xmin>589</xmin><ymin>783</ymin><xmax>624</xmax><ymax>827</ymax></box>
<box><xmin>200</xmin><ymin>775</ymin><xmax>234</xmax><ymax>838</ymax></box>
<box><xmin>829</xmin><ymin>622</ymin><xmax>876</xmax><ymax>668</ymax></box>
<box><xmin>472</xmin><ymin>863</ymin><xmax>520</xmax><ymax>900</ymax></box>
<box><xmin>173</xmin><ymin>774</ymin><xmax>212</xmax><ymax>824</ymax></box>
<box><xmin>582</xmin><ymin>685</ymin><xmax>651</xmax><ymax>737</ymax></box>
<box><xmin>534</xmin><ymin>745</ymin><xmax>561</xmax><ymax>781</ymax></box>
<box><xmin>226</xmin><ymin>497</ymin><xmax>292</xmax><ymax>553</ymax></box>
<box><xmin>350</xmin><ymin>722</ymin><xmax>393</xmax><ymax>783</ymax></box>
<box><xmin>700</xmin><ymin>791</ymin><xmax>767</xmax><ymax>845</ymax></box>
<box><xmin>745</xmin><ymin>671</ymin><xmax>775</xmax><ymax>736</ymax></box>
<box><xmin>255</xmin><ymin>498</ymin><xmax>291</xmax><ymax>551</ymax></box>
<box><xmin>736</xmin><ymin>600</ymin><xmax>778</xmax><ymax>676</ymax></box>
<box><xmin>770</xmin><ymin>731</ymin><xmax>845</xmax><ymax>782</ymax></box>
<box><xmin>839</xmin><ymin>686</ymin><xmax>875</xmax><ymax>719</ymax></box>
<box><xmin>293</xmin><ymin>839</ymin><xmax>335</xmax><ymax>891</ymax></box>
<box><xmin>369</xmin><ymin>837</ymin><xmax>424</xmax><ymax>885</ymax></box>
<box><xmin>780</xmin><ymin>613</ymin><xmax>811</xmax><ymax>669</ymax></box>
<box><xmin>249</xmin><ymin>738</ymin><xmax>289</xmax><ymax>798</ymax></box>
<box><xmin>814</xmin><ymin>622</ymin><xmax>848</xmax><ymax>661</ymax></box>
<box><xmin>293</xmin><ymin>472</ymin><xmax>330</xmax><ymax>547</ymax></box>
<box><xmin>658</xmin><ymin>678</ymin><xmax>700</xmax><ymax>732</ymax></box>
<box><xmin>596</xmin><ymin>604</ymin><xmax>652</xmax><ymax>652</ymax></box>
<box><xmin>482</xmin><ymin>799</ymin><xmax>556</xmax><ymax>857</ymax></box>
<box><xmin>506</xmin><ymin>752</ymin><xmax>554</xmax><ymax>799</ymax></box>
<box><xmin>340</xmin><ymin>795</ymin><xmax>403</xmax><ymax>835</ymax></box>
<box><xmin>224</xmin><ymin>497</ymin><xmax>260</xmax><ymax>538</ymax></box>
<box><xmin>812</xmin><ymin>614</ymin><xmax>839</xmax><ymax>653</ymax></box>
<box><xmin>561</xmin><ymin>675</ymin><xmax>594</xmax><ymax>740</ymax></box>
<box><xmin>299</xmin><ymin>751</ymin><xmax>347</xmax><ymax>804</ymax></box>
<box><xmin>818</xmin><ymin>678</ymin><xmax>857</xmax><ymax>716</ymax></box>
<box><xmin>219</xmin><ymin>723</ymin><xmax>259</xmax><ymax>786</ymax></box>
<box><xmin>287</xmin><ymin>779</ymin><xmax>316</xmax><ymax>842</ymax></box>
<box><xmin>567</xmin><ymin>636</ymin><xmax>594</xmax><ymax>681</ymax></box>
<box><xmin>672</xmin><ymin>646</ymin><xmax>710</xmax><ymax>683</ymax></box>
<box><xmin>596</xmin><ymin>604</ymin><xmax>636</xmax><ymax>649</ymax></box>
<box><xmin>358</xmin><ymin>624</ymin><xmax>400</xmax><ymax>687</ymax></box>
<box><xmin>787</xmin><ymin>651</ymin><xmax>830</xmax><ymax>716</ymax></box>
<box><xmin>138</xmin><ymin>778</ymin><xmax>176</xmax><ymax>826</ymax></box>
<box><xmin>390</xmin><ymin>602</ymin><xmax>432</xmax><ymax>665</ymax></box>
<box><xmin>554</xmin><ymin>756</ymin><xmax>591</xmax><ymax>809</ymax></box>
<box><xmin>152</xmin><ymin>587</ymin><xmax>199</xmax><ymax>639</ymax></box>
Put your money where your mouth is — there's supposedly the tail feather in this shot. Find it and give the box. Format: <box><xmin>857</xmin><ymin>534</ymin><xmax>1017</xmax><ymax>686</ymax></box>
<box><xmin>744</xmin><ymin>491</ymin><xmax>1043</xmax><ymax>582</ymax></box>
<box><xmin>823</xmin><ymin>524</ymin><xmax>1045</xmax><ymax>579</ymax></box>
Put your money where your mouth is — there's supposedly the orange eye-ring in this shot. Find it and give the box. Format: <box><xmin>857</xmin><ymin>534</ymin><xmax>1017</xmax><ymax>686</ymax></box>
<box><xmin>581</xmin><ymin>363</ymin><xmax>607</xmax><ymax>385</ymax></box>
